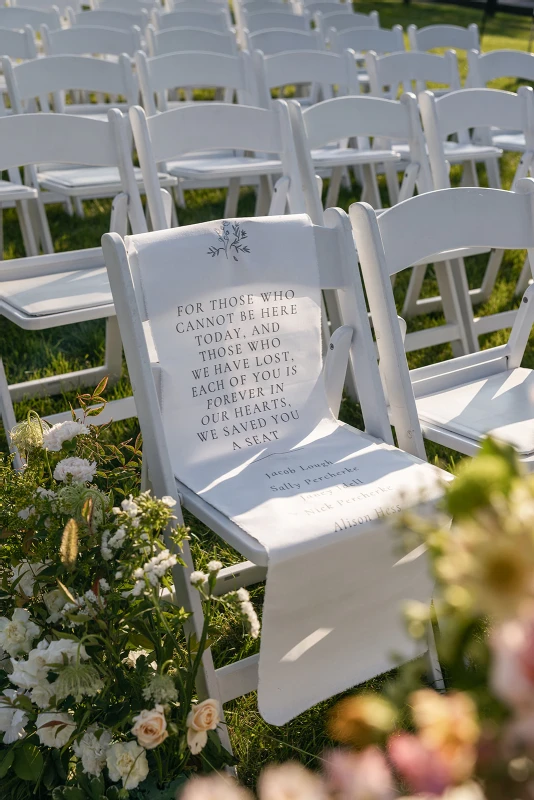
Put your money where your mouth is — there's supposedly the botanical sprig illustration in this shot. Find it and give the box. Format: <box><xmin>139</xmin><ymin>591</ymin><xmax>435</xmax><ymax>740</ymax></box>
<box><xmin>207</xmin><ymin>221</ymin><xmax>251</xmax><ymax>262</ymax></box>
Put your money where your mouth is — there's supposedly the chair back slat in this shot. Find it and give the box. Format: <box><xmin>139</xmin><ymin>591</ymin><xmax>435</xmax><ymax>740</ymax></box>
<box><xmin>42</xmin><ymin>24</ymin><xmax>142</xmax><ymax>57</ymax></box>
<box><xmin>152</xmin><ymin>8</ymin><xmax>231</xmax><ymax>32</ymax></box>
<box><xmin>469</xmin><ymin>48</ymin><xmax>534</xmax><ymax>86</ymax></box>
<box><xmin>329</xmin><ymin>25</ymin><xmax>404</xmax><ymax>55</ymax></box>
<box><xmin>147</xmin><ymin>25</ymin><xmax>237</xmax><ymax>57</ymax></box>
<box><xmin>247</xmin><ymin>28</ymin><xmax>323</xmax><ymax>55</ymax></box>
<box><xmin>408</xmin><ymin>23</ymin><xmax>479</xmax><ymax>53</ymax></box>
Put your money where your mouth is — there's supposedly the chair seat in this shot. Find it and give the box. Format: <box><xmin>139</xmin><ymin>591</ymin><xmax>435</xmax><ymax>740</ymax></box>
<box><xmin>38</xmin><ymin>166</ymin><xmax>177</xmax><ymax>196</ymax></box>
<box><xmin>416</xmin><ymin>367</ymin><xmax>534</xmax><ymax>456</ymax></box>
<box><xmin>491</xmin><ymin>132</ymin><xmax>526</xmax><ymax>152</ymax></box>
<box><xmin>167</xmin><ymin>155</ymin><xmax>282</xmax><ymax>180</ymax></box>
<box><xmin>392</xmin><ymin>141</ymin><xmax>502</xmax><ymax>162</ymax></box>
<box><xmin>0</xmin><ymin>180</ymin><xmax>38</xmax><ymax>202</ymax></box>
<box><xmin>311</xmin><ymin>146</ymin><xmax>400</xmax><ymax>168</ymax></box>
<box><xmin>0</xmin><ymin>252</ymin><xmax>112</xmax><ymax>318</ymax></box>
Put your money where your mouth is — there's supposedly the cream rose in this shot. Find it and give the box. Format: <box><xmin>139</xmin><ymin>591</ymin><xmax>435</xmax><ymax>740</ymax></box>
<box><xmin>186</xmin><ymin>699</ymin><xmax>220</xmax><ymax>755</ymax></box>
<box><xmin>131</xmin><ymin>705</ymin><xmax>168</xmax><ymax>750</ymax></box>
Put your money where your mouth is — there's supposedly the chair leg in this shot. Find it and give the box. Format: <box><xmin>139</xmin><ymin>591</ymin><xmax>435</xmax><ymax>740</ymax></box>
<box><xmin>426</xmin><ymin>617</ymin><xmax>445</xmax><ymax>693</ymax></box>
<box><xmin>325</xmin><ymin>166</ymin><xmax>344</xmax><ymax>209</ymax></box>
<box><xmin>15</xmin><ymin>199</ymin><xmax>39</xmax><ymax>257</ymax></box>
<box><xmin>0</xmin><ymin>359</ymin><xmax>23</xmax><ymax>470</ymax></box>
<box><xmin>224</xmin><ymin>178</ymin><xmax>241</xmax><ymax>218</ymax></box>
<box><xmin>485</xmin><ymin>156</ymin><xmax>502</xmax><ymax>190</ymax></box>
<box><xmin>437</xmin><ymin>259</ymin><xmax>479</xmax><ymax>356</ymax></box>
<box><xmin>515</xmin><ymin>253</ymin><xmax>531</xmax><ymax>297</ymax></box>
<box><xmin>255</xmin><ymin>174</ymin><xmax>272</xmax><ymax>217</ymax></box>
<box><xmin>384</xmin><ymin>162</ymin><xmax>399</xmax><ymax>206</ymax></box>
<box><xmin>30</xmin><ymin>194</ymin><xmax>54</xmax><ymax>255</ymax></box>
<box><xmin>104</xmin><ymin>316</ymin><xmax>123</xmax><ymax>387</ymax></box>
<box><xmin>74</xmin><ymin>197</ymin><xmax>85</xmax><ymax>218</ymax></box>
<box><xmin>478</xmin><ymin>248</ymin><xmax>505</xmax><ymax>303</ymax></box>
<box><xmin>402</xmin><ymin>265</ymin><xmax>428</xmax><ymax>318</ymax></box>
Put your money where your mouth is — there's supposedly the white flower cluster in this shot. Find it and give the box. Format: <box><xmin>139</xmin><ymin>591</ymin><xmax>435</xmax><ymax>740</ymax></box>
<box><xmin>101</xmin><ymin>526</ymin><xmax>127</xmax><ymax>560</ymax></box>
<box><xmin>54</xmin><ymin>457</ymin><xmax>97</xmax><ymax>484</ymax></box>
<box><xmin>42</xmin><ymin>420</ymin><xmax>89</xmax><ymax>452</ymax></box>
<box><xmin>60</xmin><ymin>587</ymin><xmax>105</xmax><ymax>627</ymax></box>
<box><xmin>130</xmin><ymin>549</ymin><xmax>178</xmax><ymax>597</ymax></box>
<box><xmin>113</xmin><ymin>495</ymin><xmax>140</xmax><ymax>518</ymax></box>
<box><xmin>235</xmin><ymin>588</ymin><xmax>260</xmax><ymax>640</ymax></box>
<box><xmin>143</xmin><ymin>673</ymin><xmax>179</xmax><ymax>705</ymax></box>
<box><xmin>9</xmin><ymin>637</ymin><xmax>88</xmax><ymax>708</ymax></box>
<box><xmin>73</xmin><ymin>725</ymin><xmax>112</xmax><ymax>777</ymax></box>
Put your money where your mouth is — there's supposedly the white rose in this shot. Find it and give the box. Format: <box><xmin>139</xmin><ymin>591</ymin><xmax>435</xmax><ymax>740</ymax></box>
<box><xmin>53</xmin><ymin>457</ymin><xmax>97</xmax><ymax>484</ymax></box>
<box><xmin>10</xmin><ymin>562</ymin><xmax>47</xmax><ymax>597</ymax></box>
<box><xmin>73</xmin><ymin>726</ymin><xmax>112</xmax><ymax>777</ymax></box>
<box><xmin>0</xmin><ymin>608</ymin><xmax>40</xmax><ymax>657</ymax></box>
<box><xmin>0</xmin><ymin>691</ymin><xmax>28</xmax><ymax>744</ymax></box>
<box><xmin>131</xmin><ymin>706</ymin><xmax>168</xmax><ymax>750</ymax></box>
<box><xmin>106</xmin><ymin>741</ymin><xmax>149</xmax><ymax>790</ymax></box>
<box><xmin>36</xmin><ymin>712</ymin><xmax>76</xmax><ymax>748</ymax></box>
<box><xmin>42</xmin><ymin>421</ymin><xmax>89</xmax><ymax>452</ymax></box>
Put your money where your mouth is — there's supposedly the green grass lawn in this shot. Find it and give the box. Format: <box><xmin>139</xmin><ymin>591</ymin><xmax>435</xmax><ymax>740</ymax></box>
<box><xmin>1</xmin><ymin>0</ymin><xmax>533</xmax><ymax>788</ymax></box>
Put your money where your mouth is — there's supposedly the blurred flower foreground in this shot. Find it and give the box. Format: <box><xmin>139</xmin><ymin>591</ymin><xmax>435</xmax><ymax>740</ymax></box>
<box><xmin>0</xmin><ymin>383</ymin><xmax>259</xmax><ymax>799</ymax></box>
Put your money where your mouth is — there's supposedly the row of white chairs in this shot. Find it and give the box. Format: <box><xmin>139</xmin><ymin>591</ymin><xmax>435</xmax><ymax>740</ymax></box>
<box><xmin>0</xmin><ymin>84</ymin><xmax>532</xmax><ymax>403</ymax></box>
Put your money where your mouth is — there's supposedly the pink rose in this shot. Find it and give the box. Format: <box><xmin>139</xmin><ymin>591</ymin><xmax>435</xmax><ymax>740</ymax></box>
<box><xmin>131</xmin><ymin>706</ymin><xmax>168</xmax><ymax>750</ymax></box>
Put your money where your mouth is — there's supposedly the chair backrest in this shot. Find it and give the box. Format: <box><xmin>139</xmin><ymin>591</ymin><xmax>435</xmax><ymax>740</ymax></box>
<box><xmin>253</xmin><ymin>49</ymin><xmax>358</xmax><ymax>108</ymax></box>
<box><xmin>11</xmin><ymin>0</ymin><xmax>79</xmax><ymax>14</ymax></box>
<box><xmin>419</xmin><ymin>86</ymin><xmax>534</xmax><ymax>189</ymax></box>
<box><xmin>289</xmin><ymin>93</ymin><xmax>432</xmax><ymax>222</ymax></box>
<box><xmin>0</xmin><ymin>25</ymin><xmax>37</xmax><ymax>60</ymax></box>
<box><xmin>136</xmin><ymin>50</ymin><xmax>257</xmax><ymax>115</ymax></box>
<box><xmin>329</xmin><ymin>25</ymin><xmax>404</xmax><ymax>56</ymax></box>
<box><xmin>101</xmin><ymin>206</ymin><xmax>394</xmax><ymax>496</ymax></box>
<box><xmin>67</xmin><ymin>8</ymin><xmax>149</xmax><ymax>32</ymax></box>
<box><xmin>3</xmin><ymin>53</ymin><xmax>137</xmax><ymax>113</ymax></box>
<box><xmin>243</xmin><ymin>9</ymin><xmax>310</xmax><ymax>34</ymax></box>
<box><xmin>315</xmin><ymin>9</ymin><xmax>380</xmax><ymax>35</ymax></box>
<box><xmin>239</xmin><ymin>0</ymin><xmax>290</xmax><ymax>11</ymax></box>
<box><xmin>146</xmin><ymin>24</ymin><xmax>238</xmax><ymax>57</ymax></box>
<box><xmin>151</xmin><ymin>8</ymin><xmax>231</xmax><ymax>32</ymax></box>
<box><xmin>127</xmin><ymin>100</ymin><xmax>304</xmax><ymax>229</ymax></box>
<box><xmin>408</xmin><ymin>23</ymin><xmax>480</xmax><ymax>53</ymax></box>
<box><xmin>0</xmin><ymin>6</ymin><xmax>61</xmax><ymax>31</ymax></box>
<box><xmin>367</xmin><ymin>50</ymin><xmax>461</xmax><ymax>99</ymax></box>
<box><xmin>42</xmin><ymin>23</ymin><xmax>143</xmax><ymax>57</ymax></box>
<box><xmin>349</xmin><ymin>180</ymin><xmax>534</xmax><ymax>452</ymax></box>
<box><xmin>97</xmin><ymin>0</ymin><xmax>158</xmax><ymax>11</ymax></box>
<box><xmin>246</xmin><ymin>28</ymin><xmax>324</xmax><ymax>56</ymax></box>
<box><xmin>468</xmin><ymin>48</ymin><xmax>534</xmax><ymax>88</ymax></box>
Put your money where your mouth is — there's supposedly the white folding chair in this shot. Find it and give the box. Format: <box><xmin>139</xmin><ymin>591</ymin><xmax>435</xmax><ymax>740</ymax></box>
<box><xmin>0</xmin><ymin>25</ymin><xmax>37</xmax><ymax>113</ymax></box>
<box><xmin>0</xmin><ymin>111</ymin><xmax>146</xmax><ymax>403</ymax></box>
<box><xmin>242</xmin><ymin>9</ymin><xmax>310</xmax><ymax>34</ymax></box>
<box><xmin>408</xmin><ymin>23</ymin><xmax>480</xmax><ymax>54</ymax></box>
<box><xmin>253</xmin><ymin>48</ymin><xmax>357</xmax><ymax>111</ymax></box>
<box><xmin>10</xmin><ymin>0</ymin><xmax>81</xmax><ymax>15</ymax></box>
<box><xmin>150</xmin><ymin>7</ymin><xmax>232</xmax><ymax>33</ymax></box>
<box><xmin>329</xmin><ymin>25</ymin><xmax>404</xmax><ymax>55</ymax></box>
<box><xmin>97</xmin><ymin>0</ymin><xmax>159</xmax><ymax>12</ymax></box>
<box><xmin>315</xmin><ymin>9</ymin><xmax>380</xmax><ymax>36</ymax></box>
<box><xmin>402</xmin><ymin>87</ymin><xmax>534</xmax><ymax>338</ymax></box>
<box><xmin>0</xmin><ymin>6</ymin><xmax>61</xmax><ymax>31</ymax></box>
<box><xmin>245</xmin><ymin>28</ymin><xmax>324</xmax><ymax>56</ymax></box>
<box><xmin>351</xmin><ymin>179</ymin><xmax>534</xmax><ymax>471</ymax></box>
<box><xmin>367</xmin><ymin>49</ymin><xmax>461</xmax><ymax>99</ymax></box>
<box><xmin>136</xmin><ymin>49</ymin><xmax>257</xmax><ymax>115</ymax></box>
<box><xmin>42</xmin><ymin>24</ymin><xmax>143</xmax><ymax>58</ymax></box>
<box><xmin>146</xmin><ymin>25</ymin><xmax>238</xmax><ymax>57</ymax></box>
<box><xmin>125</xmin><ymin>100</ymin><xmax>304</xmax><ymax>226</ymax></box>
<box><xmin>102</xmin><ymin>209</ymin><xmax>448</xmax><ymax>737</ymax></box>
<box><xmin>328</xmin><ymin>26</ymin><xmax>404</xmax><ymax>92</ymax></box>
<box><xmin>67</xmin><ymin>8</ymin><xmax>150</xmax><ymax>33</ymax></box>
<box><xmin>3</xmin><ymin>55</ymin><xmax>176</xmax><ymax>217</ymax></box>
<box><xmin>4</xmin><ymin>53</ymin><xmax>137</xmax><ymax>119</ymax></box>
<box><xmin>288</xmin><ymin>93</ymin><xmax>432</xmax><ymax>219</ymax></box>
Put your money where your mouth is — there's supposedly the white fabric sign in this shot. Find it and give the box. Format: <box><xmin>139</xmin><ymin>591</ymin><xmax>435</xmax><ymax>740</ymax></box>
<box><xmin>127</xmin><ymin>216</ymin><xmax>446</xmax><ymax>725</ymax></box>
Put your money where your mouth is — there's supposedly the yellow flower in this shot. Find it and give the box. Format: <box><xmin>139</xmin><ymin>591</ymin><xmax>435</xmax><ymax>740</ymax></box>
<box><xmin>328</xmin><ymin>694</ymin><xmax>396</xmax><ymax>749</ymax></box>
